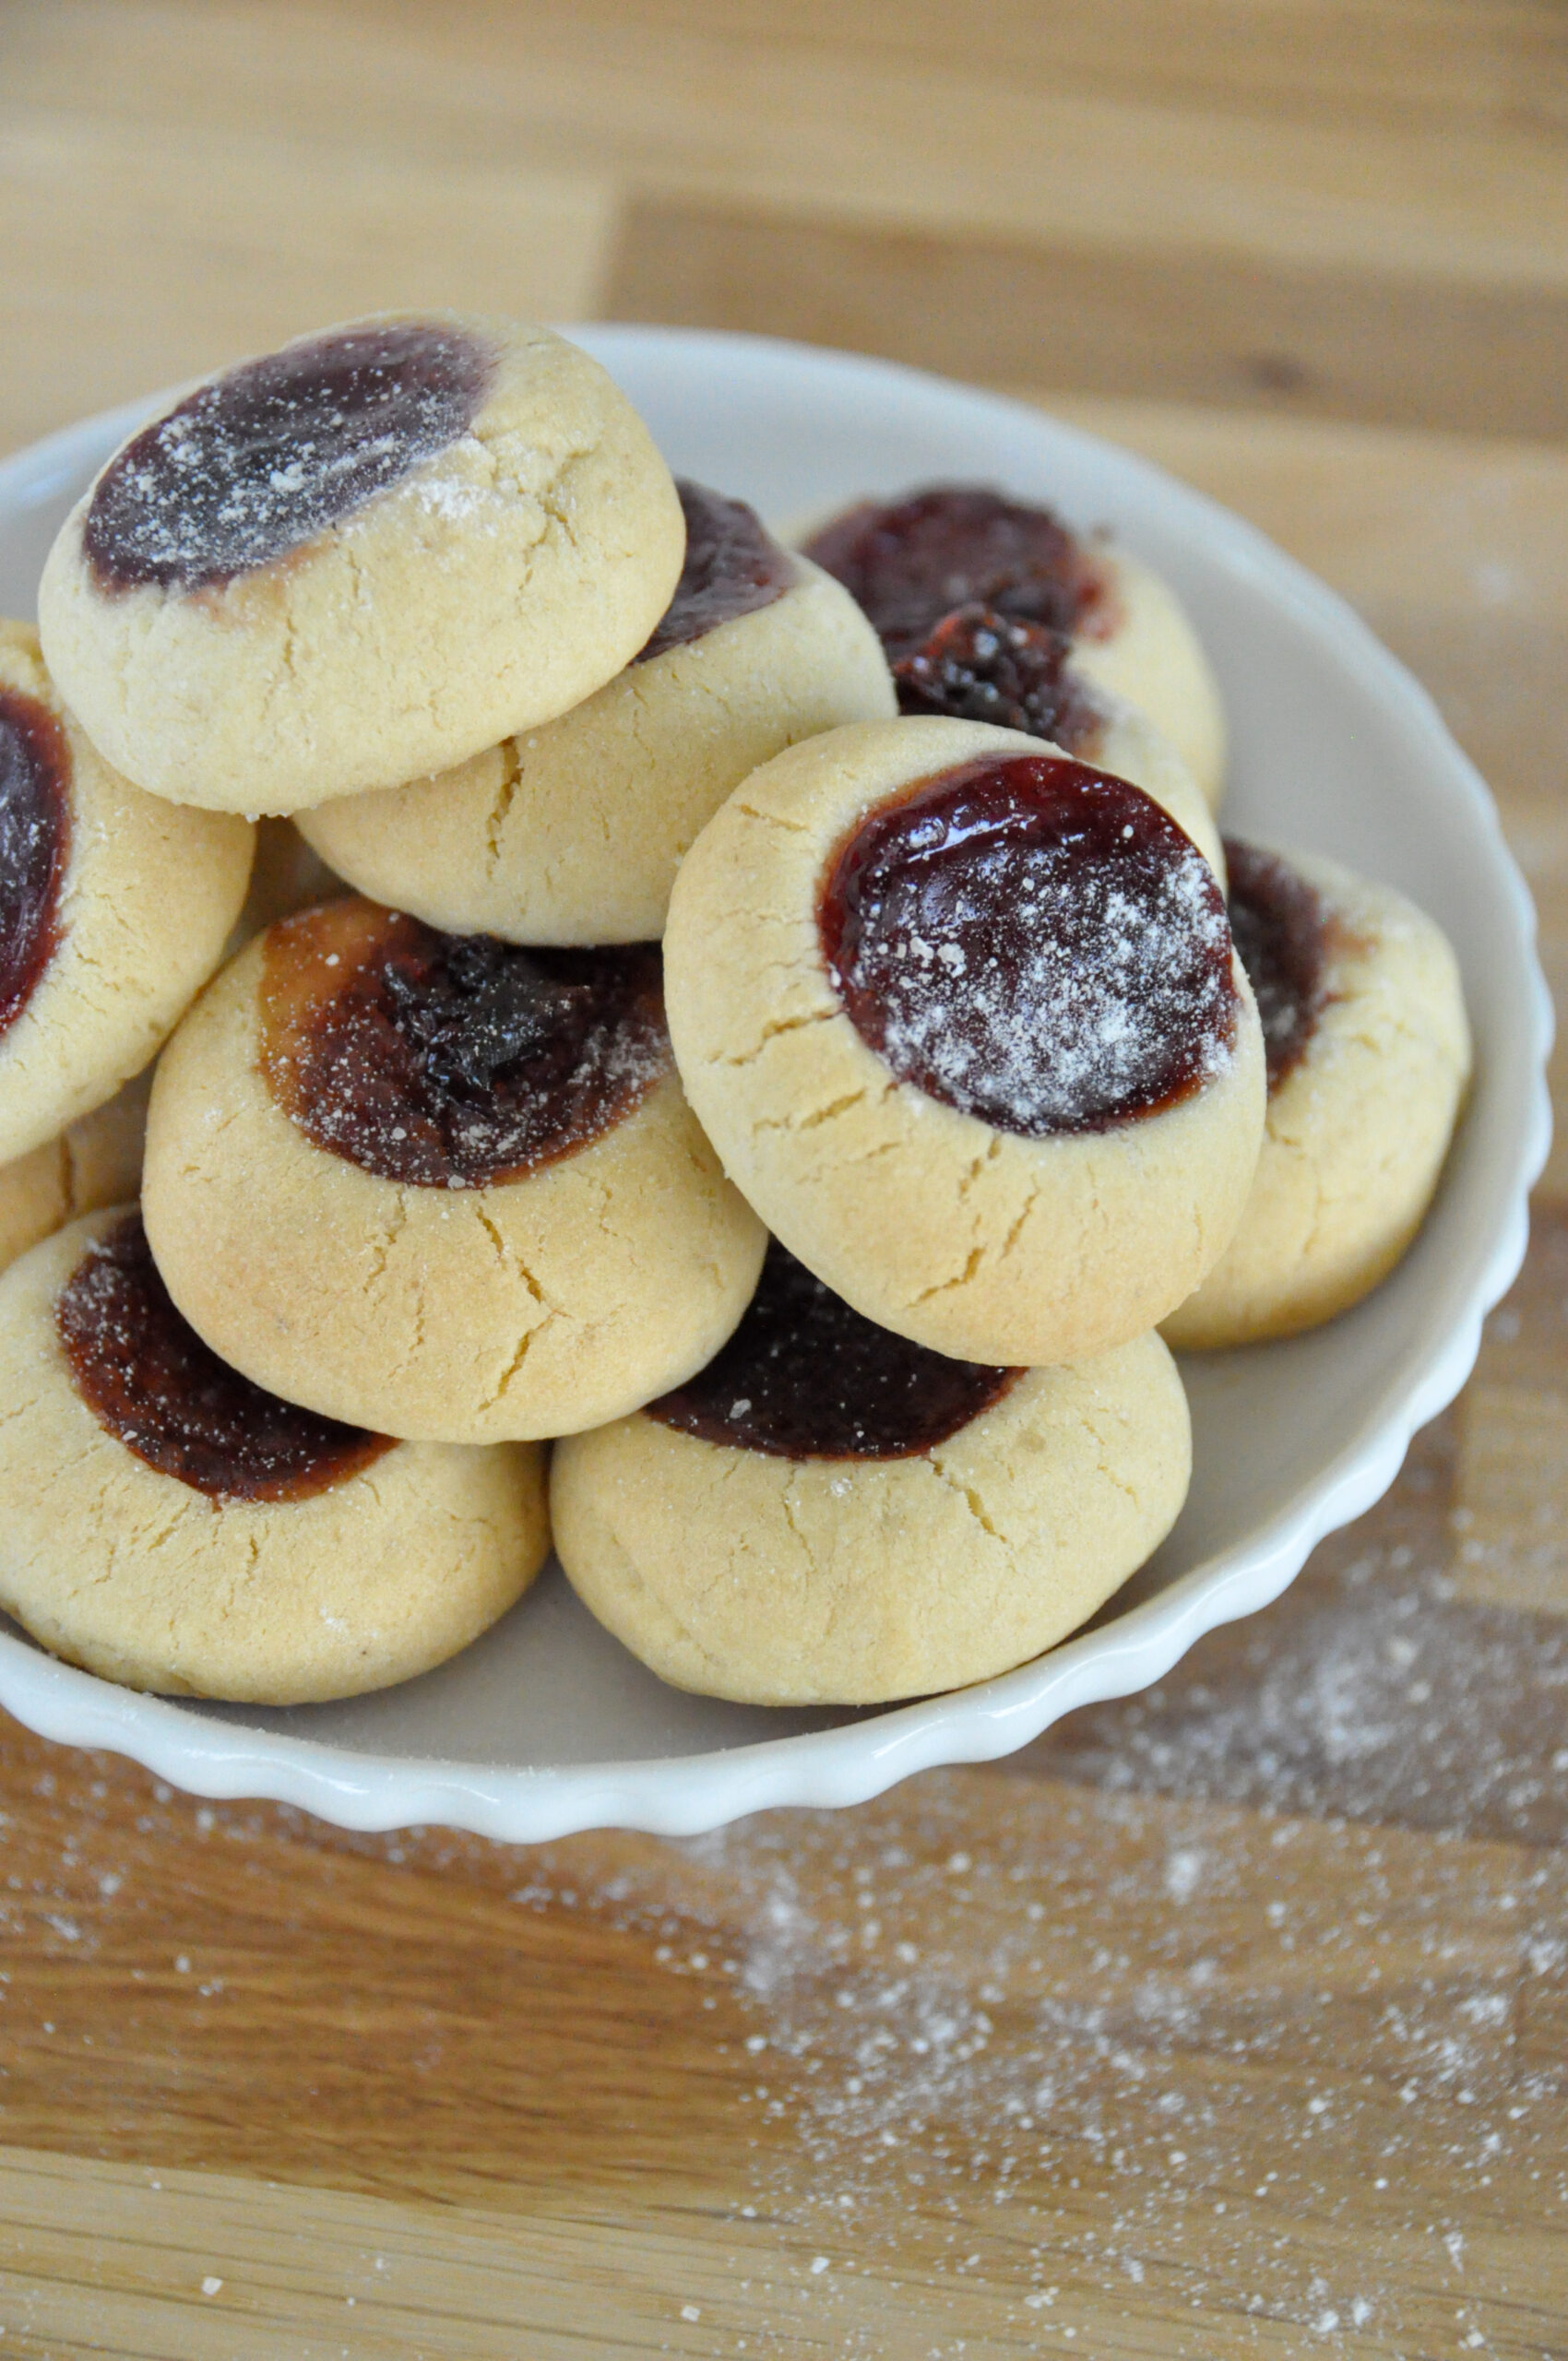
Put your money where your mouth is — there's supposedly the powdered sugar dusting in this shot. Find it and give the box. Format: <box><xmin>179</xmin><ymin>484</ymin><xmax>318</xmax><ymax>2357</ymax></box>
<box><xmin>82</xmin><ymin>322</ymin><xmax>493</xmax><ymax>594</ymax></box>
<box><xmin>825</xmin><ymin>754</ymin><xmax>1236</xmax><ymax>1137</ymax></box>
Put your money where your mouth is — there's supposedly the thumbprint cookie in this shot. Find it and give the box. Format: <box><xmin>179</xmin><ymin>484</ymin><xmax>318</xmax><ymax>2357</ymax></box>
<box><xmin>1162</xmin><ymin>843</ymin><xmax>1471</xmax><ymax>1347</ymax></box>
<box><xmin>0</xmin><ymin>1210</ymin><xmax>549</xmax><ymax>1702</ymax></box>
<box><xmin>802</xmin><ymin>484</ymin><xmax>1227</xmax><ymax>805</ymax></box>
<box><xmin>0</xmin><ymin>621</ymin><xmax>252</xmax><ymax>1162</ymax></box>
<box><xmin>39</xmin><ymin>314</ymin><xmax>684</xmax><ymax>813</ymax></box>
<box><xmin>142</xmin><ymin>899</ymin><xmax>766</xmax><ymax>1442</ymax></box>
<box><xmin>664</xmin><ymin>717</ymin><xmax>1265</xmax><ymax>1366</ymax></box>
<box><xmin>298</xmin><ymin>481</ymin><xmax>896</xmax><ymax>943</ymax></box>
<box><xmin>553</xmin><ymin>1242</ymin><xmax>1191</xmax><ymax>1704</ymax></box>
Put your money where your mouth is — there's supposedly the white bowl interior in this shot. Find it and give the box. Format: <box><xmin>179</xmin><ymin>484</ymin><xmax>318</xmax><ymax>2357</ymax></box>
<box><xmin>0</xmin><ymin>330</ymin><xmax>1550</xmax><ymax>1835</ymax></box>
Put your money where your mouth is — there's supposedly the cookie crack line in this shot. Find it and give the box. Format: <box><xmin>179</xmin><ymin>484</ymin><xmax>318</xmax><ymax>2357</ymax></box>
<box><xmin>483</xmin><ymin>739</ymin><xmax>524</xmax><ymax>876</ymax></box>
<box><xmin>925</xmin><ymin>1450</ymin><xmax>1015</xmax><ymax>1554</ymax></box>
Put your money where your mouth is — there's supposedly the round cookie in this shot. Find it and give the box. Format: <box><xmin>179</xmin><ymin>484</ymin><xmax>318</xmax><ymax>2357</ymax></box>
<box><xmin>142</xmin><ymin>898</ymin><xmax>767</xmax><ymax>1442</ymax></box>
<box><xmin>890</xmin><ymin>603</ymin><xmax>1224</xmax><ymax>884</ymax></box>
<box><xmin>802</xmin><ymin>485</ymin><xmax>1227</xmax><ymax>805</ymax></box>
<box><xmin>0</xmin><ymin>1209</ymin><xmax>549</xmax><ymax>1703</ymax></box>
<box><xmin>38</xmin><ymin>313</ymin><xmax>686</xmax><ymax>814</ymax></box>
<box><xmin>297</xmin><ymin>481</ymin><xmax>897</xmax><ymax>943</ymax></box>
<box><xmin>1162</xmin><ymin>842</ymin><xmax>1471</xmax><ymax>1347</ymax></box>
<box><xmin>553</xmin><ymin>1242</ymin><xmax>1191</xmax><ymax>1705</ymax></box>
<box><xmin>0</xmin><ymin>621</ymin><xmax>254</xmax><ymax>1161</ymax></box>
<box><xmin>664</xmin><ymin>716</ymin><xmax>1265</xmax><ymax>1367</ymax></box>
<box><xmin>0</xmin><ymin>1070</ymin><xmax>149</xmax><ymax>1276</ymax></box>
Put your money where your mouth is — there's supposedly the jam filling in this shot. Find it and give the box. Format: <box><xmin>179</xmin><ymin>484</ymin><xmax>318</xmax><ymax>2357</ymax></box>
<box><xmin>802</xmin><ymin>485</ymin><xmax>1112</xmax><ymax>661</ymax></box>
<box><xmin>636</xmin><ymin>481</ymin><xmax>796</xmax><ymax>663</ymax></box>
<box><xmin>1224</xmin><ymin>839</ymin><xmax>1331</xmax><ymax>1092</ymax></box>
<box><xmin>83</xmin><ymin>320</ymin><xmax>496</xmax><ymax>595</ymax></box>
<box><xmin>0</xmin><ymin>687</ymin><xmax>72</xmax><ymax>1038</ymax></box>
<box><xmin>56</xmin><ymin>1211</ymin><xmax>392</xmax><ymax>1502</ymax></box>
<box><xmin>259</xmin><ymin>898</ymin><xmax>669</xmax><ymax>1189</ymax></box>
<box><xmin>649</xmin><ymin>1240</ymin><xmax>1020</xmax><ymax>1459</ymax></box>
<box><xmin>893</xmin><ymin>603</ymin><xmax>1105</xmax><ymax>755</ymax></box>
<box><xmin>821</xmin><ymin>755</ymin><xmax>1237</xmax><ymax>1139</ymax></box>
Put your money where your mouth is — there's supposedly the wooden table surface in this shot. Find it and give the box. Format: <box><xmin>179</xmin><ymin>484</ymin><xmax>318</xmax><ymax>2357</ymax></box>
<box><xmin>2</xmin><ymin>4</ymin><xmax>1566</xmax><ymax>2354</ymax></box>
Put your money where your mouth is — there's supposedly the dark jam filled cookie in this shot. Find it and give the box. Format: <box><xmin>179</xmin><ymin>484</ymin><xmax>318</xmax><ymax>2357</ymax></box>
<box><xmin>0</xmin><ymin>683</ymin><xmax>71</xmax><ymax>1038</ymax></box>
<box><xmin>0</xmin><ymin>620</ymin><xmax>254</xmax><ymax>1167</ymax></box>
<box><xmin>258</xmin><ymin>900</ymin><xmax>668</xmax><ymax>1189</ymax></box>
<box><xmin>1162</xmin><ymin>845</ymin><xmax>1470</xmax><ymax>1349</ymax></box>
<box><xmin>636</xmin><ymin>481</ymin><xmax>796</xmax><ymax>663</ymax></box>
<box><xmin>57</xmin><ymin>1209</ymin><xmax>392</xmax><ymax>1501</ymax></box>
<box><xmin>142</xmin><ymin>901</ymin><xmax>766</xmax><ymax>1443</ymax></box>
<box><xmin>82</xmin><ymin>322</ymin><xmax>495</xmax><ymax>596</ymax></box>
<box><xmin>40</xmin><ymin>314</ymin><xmax>687</xmax><ymax>813</ymax></box>
<box><xmin>664</xmin><ymin>714</ymin><xmax>1265</xmax><ymax>1365</ymax></box>
<box><xmin>802</xmin><ymin>481</ymin><xmax>1228</xmax><ymax>803</ymax></box>
<box><xmin>820</xmin><ymin>753</ymin><xmax>1236</xmax><ymax>1138</ymax></box>
<box><xmin>0</xmin><ymin>1210</ymin><xmax>550</xmax><ymax>1703</ymax></box>
<box><xmin>803</xmin><ymin>485</ymin><xmax>1110</xmax><ymax>658</ymax></box>
<box><xmin>650</xmin><ymin>1240</ymin><xmax>1019</xmax><ymax>1459</ymax></box>
<box><xmin>555</xmin><ymin>1311</ymin><xmax>1192</xmax><ymax>1705</ymax></box>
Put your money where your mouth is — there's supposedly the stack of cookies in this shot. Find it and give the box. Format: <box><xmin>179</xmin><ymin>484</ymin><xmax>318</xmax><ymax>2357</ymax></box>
<box><xmin>0</xmin><ymin>312</ymin><xmax>1471</xmax><ymax>1712</ymax></box>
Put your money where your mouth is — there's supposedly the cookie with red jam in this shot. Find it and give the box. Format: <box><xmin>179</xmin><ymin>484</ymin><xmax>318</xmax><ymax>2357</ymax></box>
<box><xmin>1162</xmin><ymin>843</ymin><xmax>1470</xmax><ymax>1347</ymax></box>
<box><xmin>0</xmin><ymin>1209</ymin><xmax>548</xmax><ymax>1701</ymax></box>
<box><xmin>552</xmin><ymin>1241</ymin><xmax>1191</xmax><ymax>1704</ymax></box>
<box><xmin>664</xmin><ymin>718</ymin><xmax>1265</xmax><ymax>1366</ymax></box>
<box><xmin>39</xmin><ymin>314</ymin><xmax>684</xmax><ymax>814</ymax></box>
<box><xmin>0</xmin><ymin>621</ymin><xmax>253</xmax><ymax>1164</ymax></box>
<box><xmin>142</xmin><ymin>898</ymin><xmax>766</xmax><ymax>1442</ymax></box>
<box><xmin>802</xmin><ymin>485</ymin><xmax>1227</xmax><ymax>805</ymax></box>
<box><xmin>299</xmin><ymin>481</ymin><xmax>896</xmax><ymax>943</ymax></box>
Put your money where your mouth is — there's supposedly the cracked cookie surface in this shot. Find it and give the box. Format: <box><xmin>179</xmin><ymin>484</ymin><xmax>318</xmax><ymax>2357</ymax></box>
<box><xmin>38</xmin><ymin>313</ymin><xmax>685</xmax><ymax>813</ymax></box>
<box><xmin>553</xmin><ymin>1315</ymin><xmax>1190</xmax><ymax>1705</ymax></box>
<box><xmin>664</xmin><ymin>716</ymin><xmax>1265</xmax><ymax>1367</ymax></box>
<box><xmin>142</xmin><ymin>905</ymin><xmax>766</xmax><ymax>1441</ymax></box>
<box><xmin>0</xmin><ymin>621</ymin><xmax>253</xmax><ymax>1164</ymax></box>
<box><xmin>1161</xmin><ymin>844</ymin><xmax>1471</xmax><ymax>1347</ymax></box>
<box><xmin>0</xmin><ymin>1209</ymin><xmax>548</xmax><ymax>1701</ymax></box>
<box><xmin>298</xmin><ymin>516</ymin><xmax>895</xmax><ymax>944</ymax></box>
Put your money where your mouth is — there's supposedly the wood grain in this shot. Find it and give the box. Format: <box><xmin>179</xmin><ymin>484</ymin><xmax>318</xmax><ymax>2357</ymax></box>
<box><xmin>0</xmin><ymin>0</ymin><xmax>1564</xmax><ymax>2353</ymax></box>
<box><xmin>608</xmin><ymin>199</ymin><xmax>1568</xmax><ymax>439</ymax></box>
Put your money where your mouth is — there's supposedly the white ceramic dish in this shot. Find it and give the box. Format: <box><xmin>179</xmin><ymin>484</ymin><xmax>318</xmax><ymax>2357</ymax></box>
<box><xmin>0</xmin><ymin>329</ymin><xmax>1550</xmax><ymax>1840</ymax></box>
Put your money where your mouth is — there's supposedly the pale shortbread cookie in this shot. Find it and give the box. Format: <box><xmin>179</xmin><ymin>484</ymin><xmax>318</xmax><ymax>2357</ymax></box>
<box><xmin>798</xmin><ymin>490</ymin><xmax>1226</xmax><ymax>805</ymax></box>
<box><xmin>664</xmin><ymin>717</ymin><xmax>1265</xmax><ymax>1366</ymax></box>
<box><xmin>142</xmin><ymin>913</ymin><xmax>767</xmax><ymax>1442</ymax></box>
<box><xmin>1162</xmin><ymin>846</ymin><xmax>1471</xmax><ymax>1347</ymax></box>
<box><xmin>0</xmin><ymin>622</ymin><xmax>253</xmax><ymax>1162</ymax></box>
<box><xmin>298</xmin><ymin>545</ymin><xmax>896</xmax><ymax>943</ymax></box>
<box><xmin>553</xmin><ymin>1334</ymin><xmax>1190</xmax><ymax>1706</ymax></box>
<box><xmin>0</xmin><ymin>1211</ymin><xmax>548</xmax><ymax>1703</ymax></box>
<box><xmin>38</xmin><ymin>314</ymin><xmax>685</xmax><ymax>813</ymax></box>
<box><xmin>0</xmin><ymin>1071</ymin><xmax>149</xmax><ymax>1275</ymax></box>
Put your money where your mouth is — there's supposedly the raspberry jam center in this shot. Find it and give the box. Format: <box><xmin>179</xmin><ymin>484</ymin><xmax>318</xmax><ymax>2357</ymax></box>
<box><xmin>0</xmin><ymin>686</ymin><xmax>71</xmax><ymax>1038</ymax></box>
<box><xmin>636</xmin><ymin>481</ymin><xmax>795</xmax><ymax>662</ymax></box>
<box><xmin>57</xmin><ymin>1212</ymin><xmax>392</xmax><ymax>1502</ymax></box>
<box><xmin>648</xmin><ymin>1241</ymin><xmax>1020</xmax><ymax>1459</ymax></box>
<box><xmin>1224</xmin><ymin>840</ymin><xmax>1331</xmax><ymax>1092</ymax></box>
<box><xmin>820</xmin><ymin>755</ymin><xmax>1237</xmax><ymax>1138</ymax></box>
<box><xmin>83</xmin><ymin>320</ymin><xmax>495</xmax><ymax>594</ymax></box>
<box><xmin>259</xmin><ymin>899</ymin><xmax>669</xmax><ymax>1189</ymax></box>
